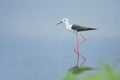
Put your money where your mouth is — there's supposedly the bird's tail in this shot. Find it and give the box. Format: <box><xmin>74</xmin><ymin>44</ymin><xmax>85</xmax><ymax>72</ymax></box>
<box><xmin>87</xmin><ymin>28</ymin><xmax>97</xmax><ymax>30</ymax></box>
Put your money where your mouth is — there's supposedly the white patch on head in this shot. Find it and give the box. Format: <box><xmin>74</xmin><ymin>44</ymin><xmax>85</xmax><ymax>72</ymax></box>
<box><xmin>62</xmin><ymin>18</ymin><xmax>68</xmax><ymax>23</ymax></box>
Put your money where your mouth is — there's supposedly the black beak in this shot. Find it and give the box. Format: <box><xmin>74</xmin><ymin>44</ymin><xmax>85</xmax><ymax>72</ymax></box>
<box><xmin>56</xmin><ymin>21</ymin><xmax>63</xmax><ymax>25</ymax></box>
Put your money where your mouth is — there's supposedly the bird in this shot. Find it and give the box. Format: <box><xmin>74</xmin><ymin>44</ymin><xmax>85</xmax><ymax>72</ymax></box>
<box><xmin>56</xmin><ymin>18</ymin><xmax>97</xmax><ymax>66</ymax></box>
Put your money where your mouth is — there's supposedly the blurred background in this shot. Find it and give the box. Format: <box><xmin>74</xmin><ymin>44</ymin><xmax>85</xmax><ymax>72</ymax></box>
<box><xmin>0</xmin><ymin>0</ymin><xmax>120</xmax><ymax>80</ymax></box>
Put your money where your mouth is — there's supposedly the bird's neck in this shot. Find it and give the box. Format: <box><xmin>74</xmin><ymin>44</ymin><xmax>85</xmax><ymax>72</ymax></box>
<box><xmin>65</xmin><ymin>21</ymin><xmax>70</xmax><ymax>28</ymax></box>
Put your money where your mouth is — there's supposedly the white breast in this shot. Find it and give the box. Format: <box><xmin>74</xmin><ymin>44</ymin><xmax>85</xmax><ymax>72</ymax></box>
<box><xmin>66</xmin><ymin>24</ymin><xmax>77</xmax><ymax>33</ymax></box>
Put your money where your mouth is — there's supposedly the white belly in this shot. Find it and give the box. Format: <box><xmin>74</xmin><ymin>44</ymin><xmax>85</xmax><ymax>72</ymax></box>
<box><xmin>66</xmin><ymin>25</ymin><xmax>77</xmax><ymax>33</ymax></box>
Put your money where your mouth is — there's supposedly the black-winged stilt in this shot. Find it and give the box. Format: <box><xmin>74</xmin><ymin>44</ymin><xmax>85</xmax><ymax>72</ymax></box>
<box><xmin>56</xmin><ymin>18</ymin><xmax>96</xmax><ymax>66</ymax></box>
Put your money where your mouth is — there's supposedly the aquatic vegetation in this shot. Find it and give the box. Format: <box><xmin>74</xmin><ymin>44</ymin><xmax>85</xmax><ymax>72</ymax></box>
<box><xmin>63</xmin><ymin>60</ymin><xmax>120</xmax><ymax>80</ymax></box>
<box><xmin>68</xmin><ymin>66</ymin><xmax>95</xmax><ymax>75</ymax></box>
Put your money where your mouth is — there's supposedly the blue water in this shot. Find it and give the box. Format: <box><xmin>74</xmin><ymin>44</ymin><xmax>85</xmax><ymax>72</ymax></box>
<box><xmin>0</xmin><ymin>35</ymin><xmax>120</xmax><ymax>80</ymax></box>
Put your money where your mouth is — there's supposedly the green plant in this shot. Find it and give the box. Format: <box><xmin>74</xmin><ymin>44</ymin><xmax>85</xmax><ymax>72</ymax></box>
<box><xmin>63</xmin><ymin>60</ymin><xmax>120</xmax><ymax>80</ymax></box>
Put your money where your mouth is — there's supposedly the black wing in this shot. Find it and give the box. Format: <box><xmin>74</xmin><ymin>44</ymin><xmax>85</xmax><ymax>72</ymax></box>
<box><xmin>71</xmin><ymin>24</ymin><xmax>96</xmax><ymax>32</ymax></box>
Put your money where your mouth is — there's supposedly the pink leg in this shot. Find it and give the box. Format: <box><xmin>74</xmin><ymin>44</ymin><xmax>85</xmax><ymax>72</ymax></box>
<box><xmin>74</xmin><ymin>33</ymin><xmax>79</xmax><ymax>66</ymax></box>
<box><xmin>79</xmin><ymin>33</ymin><xmax>86</xmax><ymax>66</ymax></box>
<box><xmin>74</xmin><ymin>33</ymin><xmax>86</xmax><ymax>66</ymax></box>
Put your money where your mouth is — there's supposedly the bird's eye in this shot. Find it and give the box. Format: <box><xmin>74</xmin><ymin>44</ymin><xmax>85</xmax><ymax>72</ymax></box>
<box><xmin>64</xmin><ymin>20</ymin><xmax>66</xmax><ymax>21</ymax></box>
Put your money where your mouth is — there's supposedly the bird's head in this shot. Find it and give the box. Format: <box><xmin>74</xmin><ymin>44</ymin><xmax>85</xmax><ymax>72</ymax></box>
<box><xmin>62</xmin><ymin>18</ymin><xmax>68</xmax><ymax>23</ymax></box>
<box><xmin>56</xmin><ymin>18</ymin><xmax>68</xmax><ymax>25</ymax></box>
